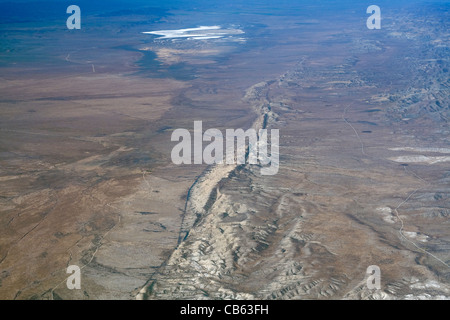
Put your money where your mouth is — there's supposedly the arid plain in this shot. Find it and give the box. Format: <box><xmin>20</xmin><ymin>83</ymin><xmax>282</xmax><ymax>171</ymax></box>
<box><xmin>0</xmin><ymin>1</ymin><xmax>449</xmax><ymax>299</ymax></box>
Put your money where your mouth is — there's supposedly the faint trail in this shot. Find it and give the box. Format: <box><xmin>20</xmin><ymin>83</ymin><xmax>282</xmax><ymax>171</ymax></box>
<box><xmin>49</xmin><ymin>204</ymin><xmax>121</xmax><ymax>299</ymax></box>
<box><xmin>142</xmin><ymin>170</ymin><xmax>152</xmax><ymax>191</ymax></box>
<box><xmin>341</xmin><ymin>105</ymin><xmax>449</xmax><ymax>269</ymax></box>
<box><xmin>342</xmin><ymin>105</ymin><xmax>367</xmax><ymax>156</ymax></box>
<box><xmin>70</xmin><ymin>100</ymin><xmax>154</xmax><ymax>122</ymax></box>
<box><xmin>0</xmin><ymin>195</ymin><xmax>58</xmax><ymax>270</ymax></box>
<box><xmin>393</xmin><ymin>167</ymin><xmax>450</xmax><ymax>269</ymax></box>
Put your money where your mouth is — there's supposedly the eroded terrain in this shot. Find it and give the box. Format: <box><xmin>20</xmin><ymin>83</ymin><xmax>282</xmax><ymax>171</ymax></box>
<box><xmin>0</xmin><ymin>1</ymin><xmax>448</xmax><ymax>300</ymax></box>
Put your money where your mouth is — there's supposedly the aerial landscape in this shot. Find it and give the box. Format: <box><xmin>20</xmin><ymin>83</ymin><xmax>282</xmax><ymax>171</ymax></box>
<box><xmin>0</xmin><ymin>0</ymin><xmax>449</xmax><ymax>300</ymax></box>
